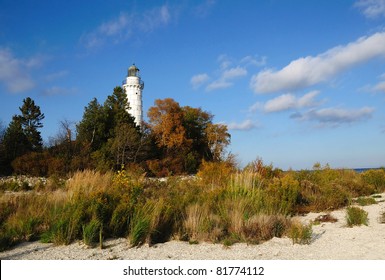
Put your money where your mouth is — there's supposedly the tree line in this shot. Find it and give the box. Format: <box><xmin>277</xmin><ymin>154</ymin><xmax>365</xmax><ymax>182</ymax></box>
<box><xmin>0</xmin><ymin>86</ymin><xmax>230</xmax><ymax>177</ymax></box>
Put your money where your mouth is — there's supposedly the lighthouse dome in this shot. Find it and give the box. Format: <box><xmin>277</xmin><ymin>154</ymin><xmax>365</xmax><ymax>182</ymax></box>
<box><xmin>128</xmin><ymin>64</ymin><xmax>140</xmax><ymax>77</ymax></box>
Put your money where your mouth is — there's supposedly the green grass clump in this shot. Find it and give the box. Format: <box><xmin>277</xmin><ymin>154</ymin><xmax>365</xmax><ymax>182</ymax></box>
<box><xmin>288</xmin><ymin>220</ymin><xmax>312</xmax><ymax>245</ymax></box>
<box><xmin>346</xmin><ymin>206</ymin><xmax>368</xmax><ymax>227</ymax></box>
<box><xmin>82</xmin><ymin>219</ymin><xmax>102</xmax><ymax>248</ymax></box>
<box><xmin>354</xmin><ymin>197</ymin><xmax>377</xmax><ymax>206</ymax></box>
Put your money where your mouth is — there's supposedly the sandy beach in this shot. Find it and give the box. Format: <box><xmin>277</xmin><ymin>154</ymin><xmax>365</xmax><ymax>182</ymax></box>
<box><xmin>1</xmin><ymin>193</ymin><xmax>385</xmax><ymax>260</ymax></box>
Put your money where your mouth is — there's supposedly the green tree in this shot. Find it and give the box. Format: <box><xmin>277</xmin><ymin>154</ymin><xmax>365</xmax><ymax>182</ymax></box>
<box><xmin>0</xmin><ymin>120</ymin><xmax>5</xmax><ymax>174</ymax></box>
<box><xmin>103</xmin><ymin>86</ymin><xmax>137</xmax><ymax>136</ymax></box>
<box><xmin>76</xmin><ymin>87</ymin><xmax>144</xmax><ymax>170</ymax></box>
<box><xmin>1</xmin><ymin>117</ymin><xmax>30</xmax><ymax>174</ymax></box>
<box><xmin>109</xmin><ymin>123</ymin><xmax>143</xmax><ymax>167</ymax></box>
<box><xmin>182</xmin><ymin>106</ymin><xmax>213</xmax><ymax>160</ymax></box>
<box><xmin>15</xmin><ymin>97</ymin><xmax>45</xmax><ymax>151</ymax></box>
<box><xmin>76</xmin><ymin>98</ymin><xmax>106</xmax><ymax>152</ymax></box>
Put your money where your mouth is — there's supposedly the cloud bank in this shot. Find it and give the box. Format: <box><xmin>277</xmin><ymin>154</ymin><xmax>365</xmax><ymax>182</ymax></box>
<box><xmin>250</xmin><ymin>32</ymin><xmax>385</xmax><ymax>94</ymax></box>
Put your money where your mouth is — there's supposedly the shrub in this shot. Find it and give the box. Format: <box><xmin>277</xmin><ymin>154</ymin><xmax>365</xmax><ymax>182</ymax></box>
<box><xmin>264</xmin><ymin>174</ymin><xmax>299</xmax><ymax>215</ymax></box>
<box><xmin>242</xmin><ymin>214</ymin><xmax>289</xmax><ymax>242</ymax></box>
<box><xmin>361</xmin><ymin>169</ymin><xmax>385</xmax><ymax>192</ymax></box>
<box><xmin>354</xmin><ymin>197</ymin><xmax>377</xmax><ymax>206</ymax></box>
<box><xmin>288</xmin><ymin>220</ymin><xmax>312</xmax><ymax>245</ymax></box>
<box><xmin>346</xmin><ymin>207</ymin><xmax>368</xmax><ymax>227</ymax></box>
<box><xmin>197</xmin><ymin>160</ymin><xmax>236</xmax><ymax>188</ymax></box>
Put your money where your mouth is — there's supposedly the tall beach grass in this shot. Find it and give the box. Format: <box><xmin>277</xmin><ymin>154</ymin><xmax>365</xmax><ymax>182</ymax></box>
<box><xmin>0</xmin><ymin>164</ymin><xmax>384</xmax><ymax>251</ymax></box>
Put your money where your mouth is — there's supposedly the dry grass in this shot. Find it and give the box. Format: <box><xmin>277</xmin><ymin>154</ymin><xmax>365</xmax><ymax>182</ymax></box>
<box><xmin>242</xmin><ymin>214</ymin><xmax>289</xmax><ymax>242</ymax></box>
<box><xmin>288</xmin><ymin>219</ymin><xmax>313</xmax><ymax>245</ymax></box>
<box><xmin>66</xmin><ymin>170</ymin><xmax>113</xmax><ymax>200</ymax></box>
<box><xmin>1</xmin><ymin>165</ymin><xmax>384</xmax><ymax>251</ymax></box>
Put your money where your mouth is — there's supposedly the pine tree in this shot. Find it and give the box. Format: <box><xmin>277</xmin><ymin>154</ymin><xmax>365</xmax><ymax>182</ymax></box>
<box><xmin>1</xmin><ymin>117</ymin><xmax>30</xmax><ymax>174</ymax></box>
<box><xmin>15</xmin><ymin>97</ymin><xmax>45</xmax><ymax>151</ymax></box>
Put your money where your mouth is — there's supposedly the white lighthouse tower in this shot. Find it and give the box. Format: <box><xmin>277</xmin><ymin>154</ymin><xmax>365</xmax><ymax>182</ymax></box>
<box><xmin>122</xmin><ymin>64</ymin><xmax>144</xmax><ymax>127</ymax></box>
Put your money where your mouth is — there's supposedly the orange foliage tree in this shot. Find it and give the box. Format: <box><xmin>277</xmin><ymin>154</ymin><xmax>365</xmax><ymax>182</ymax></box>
<box><xmin>147</xmin><ymin>98</ymin><xmax>230</xmax><ymax>175</ymax></box>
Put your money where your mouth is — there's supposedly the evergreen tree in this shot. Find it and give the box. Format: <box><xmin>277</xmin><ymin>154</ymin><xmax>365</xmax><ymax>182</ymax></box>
<box><xmin>15</xmin><ymin>97</ymin><xmax>45</xmax><ymax>151</ymax></box>
<box><xmin>76</xmin><ymin>98</ymin><xmax>106</xmax><ymax>151</ymax></box>
<box><xmin>1</xmin><ymin>117</ymin><xmax>30</xmax><ymax>174</ymax></box>
<box><xmin>103</xmin><ymin>86</ymin><xmax>137</xmax><ymax>136</ymax></box>
<box><xmin>76</xmin><ymin>87</ymin><xmax>144</xmax><ymax>170</ymax></box>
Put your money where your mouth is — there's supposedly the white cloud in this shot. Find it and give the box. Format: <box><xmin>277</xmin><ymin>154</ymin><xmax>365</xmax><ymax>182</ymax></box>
<box><xmin>190</xmin><ymin>73</ymin><xmax>210</xmax><ymax>89</ymax></box>
<box><xmin>355</xmin><ymin>0</ymin><xmax>385</xmax><ymax>18</ymax></box>
<box><xmin>44</xmin><ymin>70</ymin><xmax>69</xmax><ymax>82</ymax></box>
<box><xmin>81</xmin><ymin>5</ymin><xmax>171</xmax><ymax>49</ymax></box>
<box><xmin>217</xmin><ymin>54</ymin><xmax>232</xmax><ymax>70</ymax></box>
<box><xmin>193</xmin><ymin>0</ymin><xmax>216</xmax><ymax>17</ymax></box>
<box><xmin>373</xmin><ymin>73</ymin><xmax>385</xmax><ymax>92</ymax></box>
<box><xmin>251</xmin><ymin>91</ymin><xmax>321</xmax><ymax>113</ymax></box>
<box><xmin>292</xmin><ymin>106</ymin><xmax>374</xmax><ymax>126</ymax></box>
<box><xmin>263</xmin><ymin>91</ymin><xmax>319</xmax><ymax>113</ymax></box>
<box><xmin>192</xmin><ymin>54</ymin><xmax>264</xmax><ymax>91</ymax></box>
<box><xmin>0</xmin><ymin>48</ymin><xmax>36</xmax><ymax>93</ymax></box>
<box><xmin>362</xmin><ymin>73</ymin><xmax>385</xmax><ymax>93</ymax></box>
<box><xmin>41</xmin><ymin>86</ymin><xmax>78</xmax><ymax>96</ymax></box>
<box><xmin>374</xmin><ymin>81</ymin><xmax>385</xmax><ymax>92</ymax></box>
<box><xmin>240</xmin><ymin>55</ymin><xmax>267</xmax><ymax>67</ymax></box>
<box><xmin>139</xmin><ymin>5</ymin><xmax>171</xmax><ymax>32</ymax></box>
<box><xmin>227</xmin><ymin>119</ymin><xmax>258</xmax><ymax>131</ymax></box>
<box><xmin>206</xmin><ymin>80</ymin><xmax>232</xmax><ymax>91</ymax></box>
<box><xmin>251</xmin><ymin>32</ymin><xmax>385</xmax><ymax>94</ymax></box>
<box><xmin>222</xmin><ymin>66</ymin><xmax>247</xmax><ymax>80</ymax></box>
<box><xmin>99</xmin><ymin>13</ymin><xmax>130</xmax><ymax>36</ymax></box>
<box><xmin>206</xmin><ymin>66</ymin><xmax>247</xmax><ymax>91</ymax></box>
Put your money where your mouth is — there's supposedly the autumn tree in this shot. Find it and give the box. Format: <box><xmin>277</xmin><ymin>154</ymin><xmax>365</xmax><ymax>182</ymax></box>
<box><xmin>148</xmin><ymin>98</ymin><xmax>190</xmax><ymax>150</ymax></box>
<box><xmin>205</xmin><ymin>123</ymin><xmax>231</xmax><ymax>161</ymax></box>
<box><xmin>147</xmin><ymin>98</ymin><xmax>231</xmax><ymax>175</ymax></box>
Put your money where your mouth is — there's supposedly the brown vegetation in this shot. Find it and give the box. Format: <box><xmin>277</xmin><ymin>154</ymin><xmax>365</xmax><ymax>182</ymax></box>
<box><xmin>1</xmin><ymin>161</ymin><xmax>384</xmax><ymax>251</ymax></box>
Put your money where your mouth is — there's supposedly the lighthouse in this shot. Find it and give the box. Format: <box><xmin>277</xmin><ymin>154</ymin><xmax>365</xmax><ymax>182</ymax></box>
<box><xmin>122</xmin><ymin>64</ymin><xmax>144</xmax><ymax>127</ymax></box>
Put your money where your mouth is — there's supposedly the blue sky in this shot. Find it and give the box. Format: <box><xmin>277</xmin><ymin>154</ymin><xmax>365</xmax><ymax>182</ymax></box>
<box><xmin>1</xmin><ymin>0</ymin><xmax>385</xmax><ymax>170</ymax></box>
